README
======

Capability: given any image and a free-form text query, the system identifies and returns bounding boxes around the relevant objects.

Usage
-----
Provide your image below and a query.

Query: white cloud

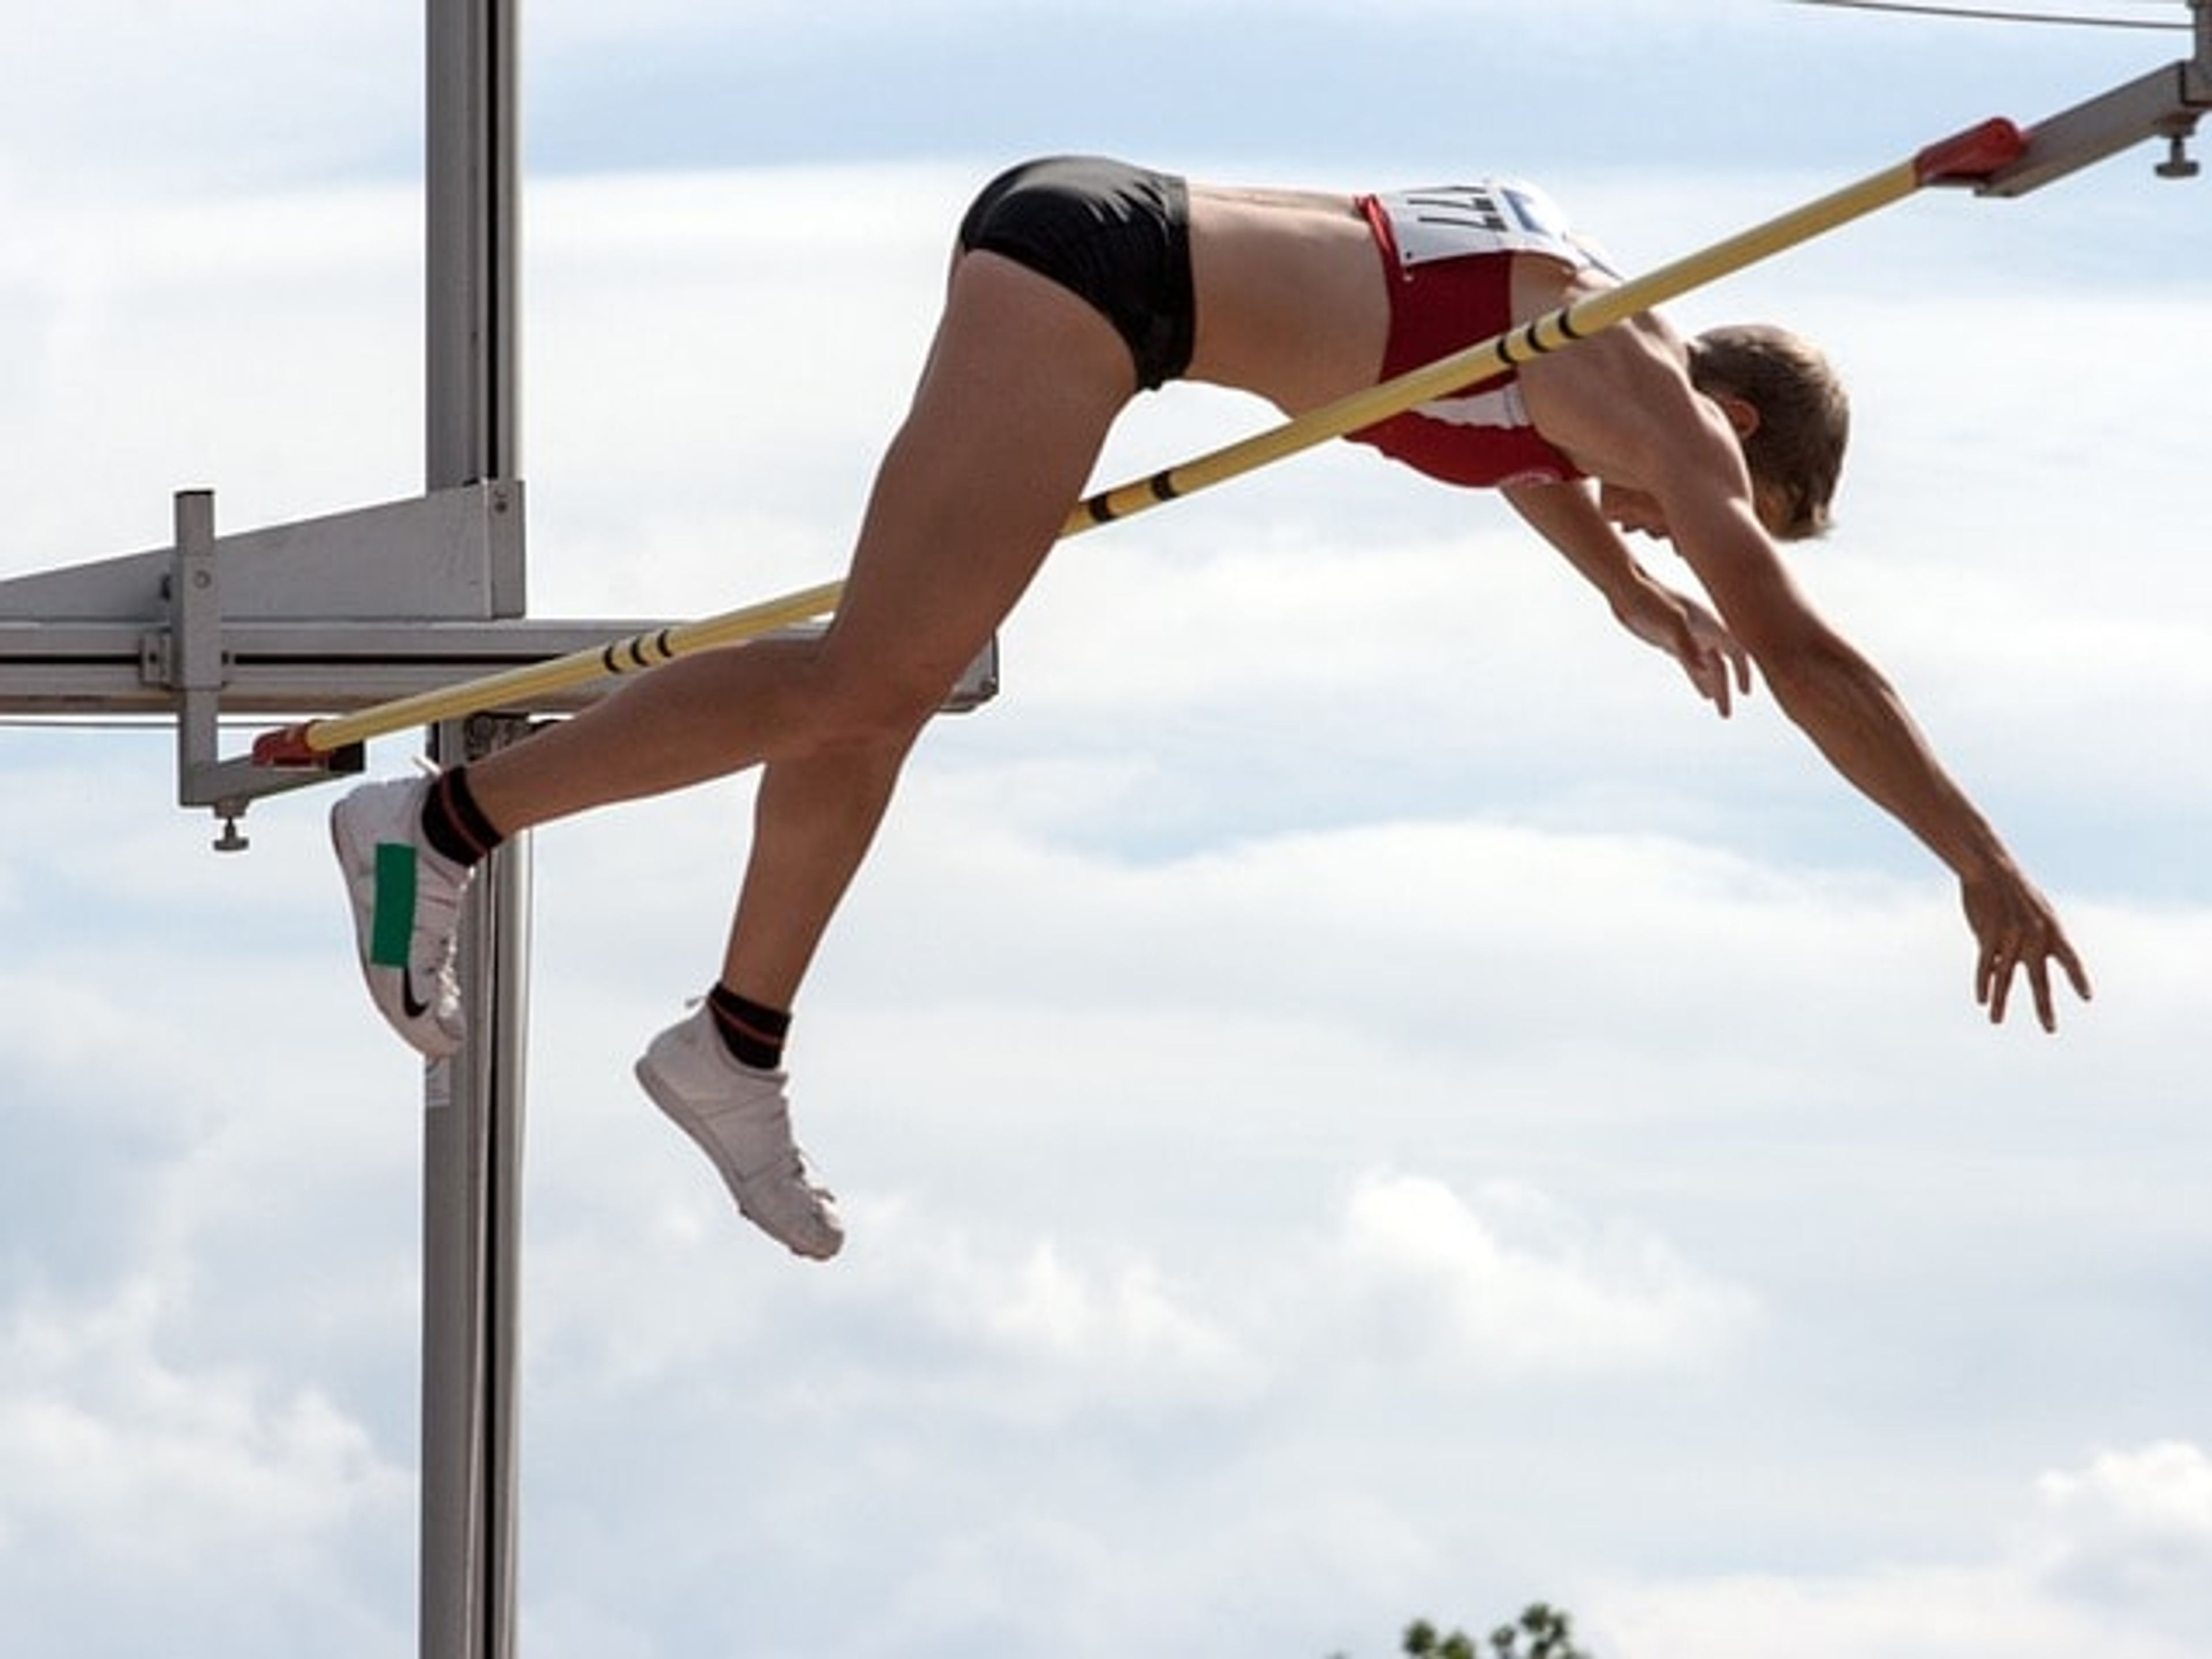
[0,1263,410,1659]
[0,1277,405,1567]
[2029,1441,2212,1622]
[1600,1566,2185,1659]
[1335,1173,1757,1377]
[1598,1442,2212,1659]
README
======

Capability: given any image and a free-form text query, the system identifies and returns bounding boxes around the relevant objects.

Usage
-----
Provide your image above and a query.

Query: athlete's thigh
[817,251,1135,695]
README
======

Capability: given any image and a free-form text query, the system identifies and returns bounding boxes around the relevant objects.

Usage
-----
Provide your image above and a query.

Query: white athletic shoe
[329,776,472,1060]
[635,1008,844,1261]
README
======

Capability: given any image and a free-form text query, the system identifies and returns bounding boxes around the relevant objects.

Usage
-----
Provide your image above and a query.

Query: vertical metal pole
[427,0,521,512]
[422,5,527,1659]
[419,714,531,1659]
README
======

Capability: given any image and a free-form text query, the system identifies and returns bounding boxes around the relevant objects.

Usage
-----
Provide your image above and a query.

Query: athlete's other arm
[1503,476,1752,718]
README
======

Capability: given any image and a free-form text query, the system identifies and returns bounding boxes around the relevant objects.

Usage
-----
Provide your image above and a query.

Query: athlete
[331,157,2092,1260]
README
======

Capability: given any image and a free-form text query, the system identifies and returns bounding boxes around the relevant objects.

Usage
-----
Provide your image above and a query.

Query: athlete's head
[1688,324,1849,542]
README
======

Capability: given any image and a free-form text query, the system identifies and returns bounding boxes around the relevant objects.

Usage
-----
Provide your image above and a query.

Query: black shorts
[957,156,1196,392]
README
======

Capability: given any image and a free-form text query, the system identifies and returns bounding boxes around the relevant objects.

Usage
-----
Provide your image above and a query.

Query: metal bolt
[2156,128,2200,181]
[211,806,251,853]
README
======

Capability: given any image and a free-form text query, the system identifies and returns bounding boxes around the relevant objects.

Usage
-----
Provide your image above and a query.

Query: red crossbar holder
[252,723,321,766]
[1915,118,2028,184]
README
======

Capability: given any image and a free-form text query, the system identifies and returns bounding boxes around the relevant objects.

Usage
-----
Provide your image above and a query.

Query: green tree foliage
[1400,1616,1476,1659]
[1384,1603,1591,1659]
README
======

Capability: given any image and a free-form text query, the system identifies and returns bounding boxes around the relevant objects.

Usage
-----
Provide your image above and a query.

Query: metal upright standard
[0,7,2200,1659]
[421,5,527,1657]
[1,7,635,1658]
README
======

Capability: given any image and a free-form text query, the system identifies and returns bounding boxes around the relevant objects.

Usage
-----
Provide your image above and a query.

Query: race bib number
[1376,180,1615,275]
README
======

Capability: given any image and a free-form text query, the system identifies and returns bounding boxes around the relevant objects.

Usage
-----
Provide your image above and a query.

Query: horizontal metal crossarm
[0,616,749,717]
[245,116,2022,767]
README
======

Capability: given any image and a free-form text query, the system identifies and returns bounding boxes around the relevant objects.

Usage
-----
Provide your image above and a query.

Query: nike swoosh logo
[402,967,430,1022]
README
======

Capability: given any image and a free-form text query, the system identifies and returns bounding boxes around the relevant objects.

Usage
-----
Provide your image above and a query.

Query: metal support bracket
[1980,50,2212,197]
[165,491,351,845]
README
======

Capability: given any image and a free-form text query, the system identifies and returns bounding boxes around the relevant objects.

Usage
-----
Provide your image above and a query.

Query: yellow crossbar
[253,118,2021,767]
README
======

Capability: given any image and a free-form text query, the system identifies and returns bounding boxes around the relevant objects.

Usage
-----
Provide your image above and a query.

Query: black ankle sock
[419,766,506,868]
[706,985,791,1071]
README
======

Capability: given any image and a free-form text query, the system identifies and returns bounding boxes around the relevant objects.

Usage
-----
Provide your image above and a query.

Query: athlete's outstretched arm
[1518,315,2091,1029]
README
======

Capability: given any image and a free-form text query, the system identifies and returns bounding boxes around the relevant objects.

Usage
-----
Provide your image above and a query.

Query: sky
[3,3,2210,1657]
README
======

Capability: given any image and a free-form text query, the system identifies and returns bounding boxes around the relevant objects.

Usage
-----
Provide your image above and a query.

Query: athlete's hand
[1618,583,1753,717]
[1960,862,2093,1032]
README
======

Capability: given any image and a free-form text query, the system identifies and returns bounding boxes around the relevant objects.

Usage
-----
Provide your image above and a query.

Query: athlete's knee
[789,648,952,753]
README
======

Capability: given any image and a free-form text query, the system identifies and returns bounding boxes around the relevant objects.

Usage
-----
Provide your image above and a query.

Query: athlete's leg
[459,250,1132,838]
[623,252,1134,1256]
[710,247,1138,1006]
[717,737,915,1009]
